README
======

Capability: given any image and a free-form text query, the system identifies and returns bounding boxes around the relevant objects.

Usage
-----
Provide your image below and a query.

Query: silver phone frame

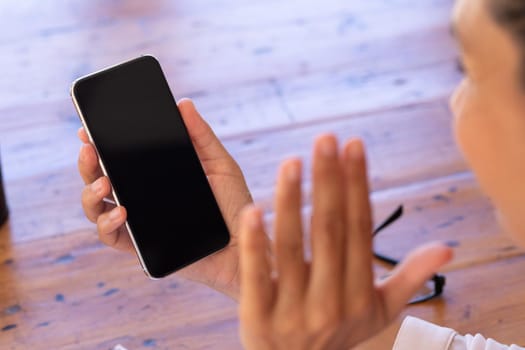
[70,55,159,280]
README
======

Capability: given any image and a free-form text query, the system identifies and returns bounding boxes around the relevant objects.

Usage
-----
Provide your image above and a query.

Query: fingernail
[109,207,121,221]
[91,178,103,195]
[247,207,262,230]
[320,137,337,157]
[286,161,301,182]
[347,139,363,160]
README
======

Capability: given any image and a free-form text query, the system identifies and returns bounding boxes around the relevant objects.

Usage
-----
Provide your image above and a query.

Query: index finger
[78,142,104,185]
[77,127,104,184]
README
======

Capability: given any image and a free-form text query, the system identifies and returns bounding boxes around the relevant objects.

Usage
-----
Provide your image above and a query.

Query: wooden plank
[229,101,466,203]
[0,0,455,114]
[280,59,461,124]
[0,1,453,46]
[359,254,525,349]
[0,0,460,170]
[0,97,463,183]
[2,101,467,244]
[0,50,461,171]
[0,225,241,350]
[369,172,525,272]
[188,42,461,136]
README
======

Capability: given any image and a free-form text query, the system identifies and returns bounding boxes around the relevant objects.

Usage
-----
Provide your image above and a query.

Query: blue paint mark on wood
[143,339,157,347]
[393,78,407,86]
[436,221,454,229]
[36,321,50,328]
[103,288,119,297]
[436,216,465,229]
[55,294,65,302]
[97,282,105,288]
[345,73,374,87]
[2,324,17,331]
[337,15,358,35]
[445,240,460,247]
[253,46,273,55]
[4,304,22,315]
[462,304,472,320]
[55,254,75,264]
[40,25,79,38]
[433,194,450,203]
[185,90,208,99]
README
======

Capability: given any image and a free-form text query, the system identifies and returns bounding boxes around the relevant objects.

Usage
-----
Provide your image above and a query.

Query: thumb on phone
[177,98,234,167]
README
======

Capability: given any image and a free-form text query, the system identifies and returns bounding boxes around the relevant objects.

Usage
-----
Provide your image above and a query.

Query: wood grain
[0,224,242,350]
[2,0,524,349]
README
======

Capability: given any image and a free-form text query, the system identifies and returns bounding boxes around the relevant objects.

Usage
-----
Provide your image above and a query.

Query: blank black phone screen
[73,56,230,278]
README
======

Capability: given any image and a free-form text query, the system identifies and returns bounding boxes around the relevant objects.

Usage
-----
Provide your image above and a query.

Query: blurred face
[451,0,525,244]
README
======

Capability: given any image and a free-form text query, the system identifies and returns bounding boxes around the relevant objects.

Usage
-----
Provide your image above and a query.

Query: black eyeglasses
[373,205,446,305]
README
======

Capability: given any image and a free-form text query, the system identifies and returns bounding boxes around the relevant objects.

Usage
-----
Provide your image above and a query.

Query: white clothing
[393,317,525,350]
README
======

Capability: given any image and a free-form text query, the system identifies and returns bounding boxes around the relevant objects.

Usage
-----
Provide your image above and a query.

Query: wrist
[176,240,243,301]
[209,251,240,301]
[209,272,240,301]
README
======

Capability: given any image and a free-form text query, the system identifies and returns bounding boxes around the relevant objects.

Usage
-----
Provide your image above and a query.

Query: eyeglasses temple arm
[373,205,404,236]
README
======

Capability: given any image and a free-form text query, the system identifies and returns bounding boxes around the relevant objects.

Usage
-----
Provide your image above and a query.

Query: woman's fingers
[77,127,89,143]
[96,206,129,248]
[342,139,375,308]
[377,242,453,320]
[273,158,306,308]
[78,142,104,185]
[308,135,345,314]
[239,205,275,325]
[81,176,112,223]
[78,127,132,253]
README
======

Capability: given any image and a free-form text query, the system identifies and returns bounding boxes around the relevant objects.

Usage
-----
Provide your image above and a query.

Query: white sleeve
[393,316,525,350]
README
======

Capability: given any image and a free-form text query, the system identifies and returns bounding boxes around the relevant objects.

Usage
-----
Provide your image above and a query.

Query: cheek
[450,79,476,157]
[450,80,525,239]
[450,80,493,188]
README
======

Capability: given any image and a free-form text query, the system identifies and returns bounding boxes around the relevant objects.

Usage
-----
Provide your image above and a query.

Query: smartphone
[71,55,230,279]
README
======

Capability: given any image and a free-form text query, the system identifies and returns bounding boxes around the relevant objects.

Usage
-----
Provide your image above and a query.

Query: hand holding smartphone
[72,56,230,279]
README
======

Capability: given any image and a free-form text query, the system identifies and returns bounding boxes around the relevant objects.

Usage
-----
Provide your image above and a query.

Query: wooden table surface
[1,0,525,349]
